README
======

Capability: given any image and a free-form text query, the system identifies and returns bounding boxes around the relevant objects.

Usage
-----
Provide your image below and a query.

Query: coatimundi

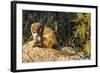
[31,23,58,48]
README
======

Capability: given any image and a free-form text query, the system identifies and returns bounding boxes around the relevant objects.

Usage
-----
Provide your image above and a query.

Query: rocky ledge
[22,41,86,63]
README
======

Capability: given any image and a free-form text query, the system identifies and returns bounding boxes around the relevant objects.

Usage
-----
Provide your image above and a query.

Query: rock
[77,52,85,59]
[22,41,69,63]
[60,47,76,55]
[22,41,85,63]
[68,54,82,60]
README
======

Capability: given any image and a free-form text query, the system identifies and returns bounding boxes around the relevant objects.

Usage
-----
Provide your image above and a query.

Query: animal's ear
[38,24,44,33]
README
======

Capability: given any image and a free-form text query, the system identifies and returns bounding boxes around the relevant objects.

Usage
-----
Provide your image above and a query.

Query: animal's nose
[32,31,36,33]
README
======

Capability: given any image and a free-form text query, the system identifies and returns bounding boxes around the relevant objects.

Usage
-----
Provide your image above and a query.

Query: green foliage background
[23,10,91,58]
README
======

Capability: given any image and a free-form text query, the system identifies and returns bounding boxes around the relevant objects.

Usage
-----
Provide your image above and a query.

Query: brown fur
[31,23,58,48]
[42,26,58,48]
[31,23,41,31]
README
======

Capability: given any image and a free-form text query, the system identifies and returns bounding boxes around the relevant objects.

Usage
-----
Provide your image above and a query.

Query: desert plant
[69,13,91,58]
[83,40,91,58]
